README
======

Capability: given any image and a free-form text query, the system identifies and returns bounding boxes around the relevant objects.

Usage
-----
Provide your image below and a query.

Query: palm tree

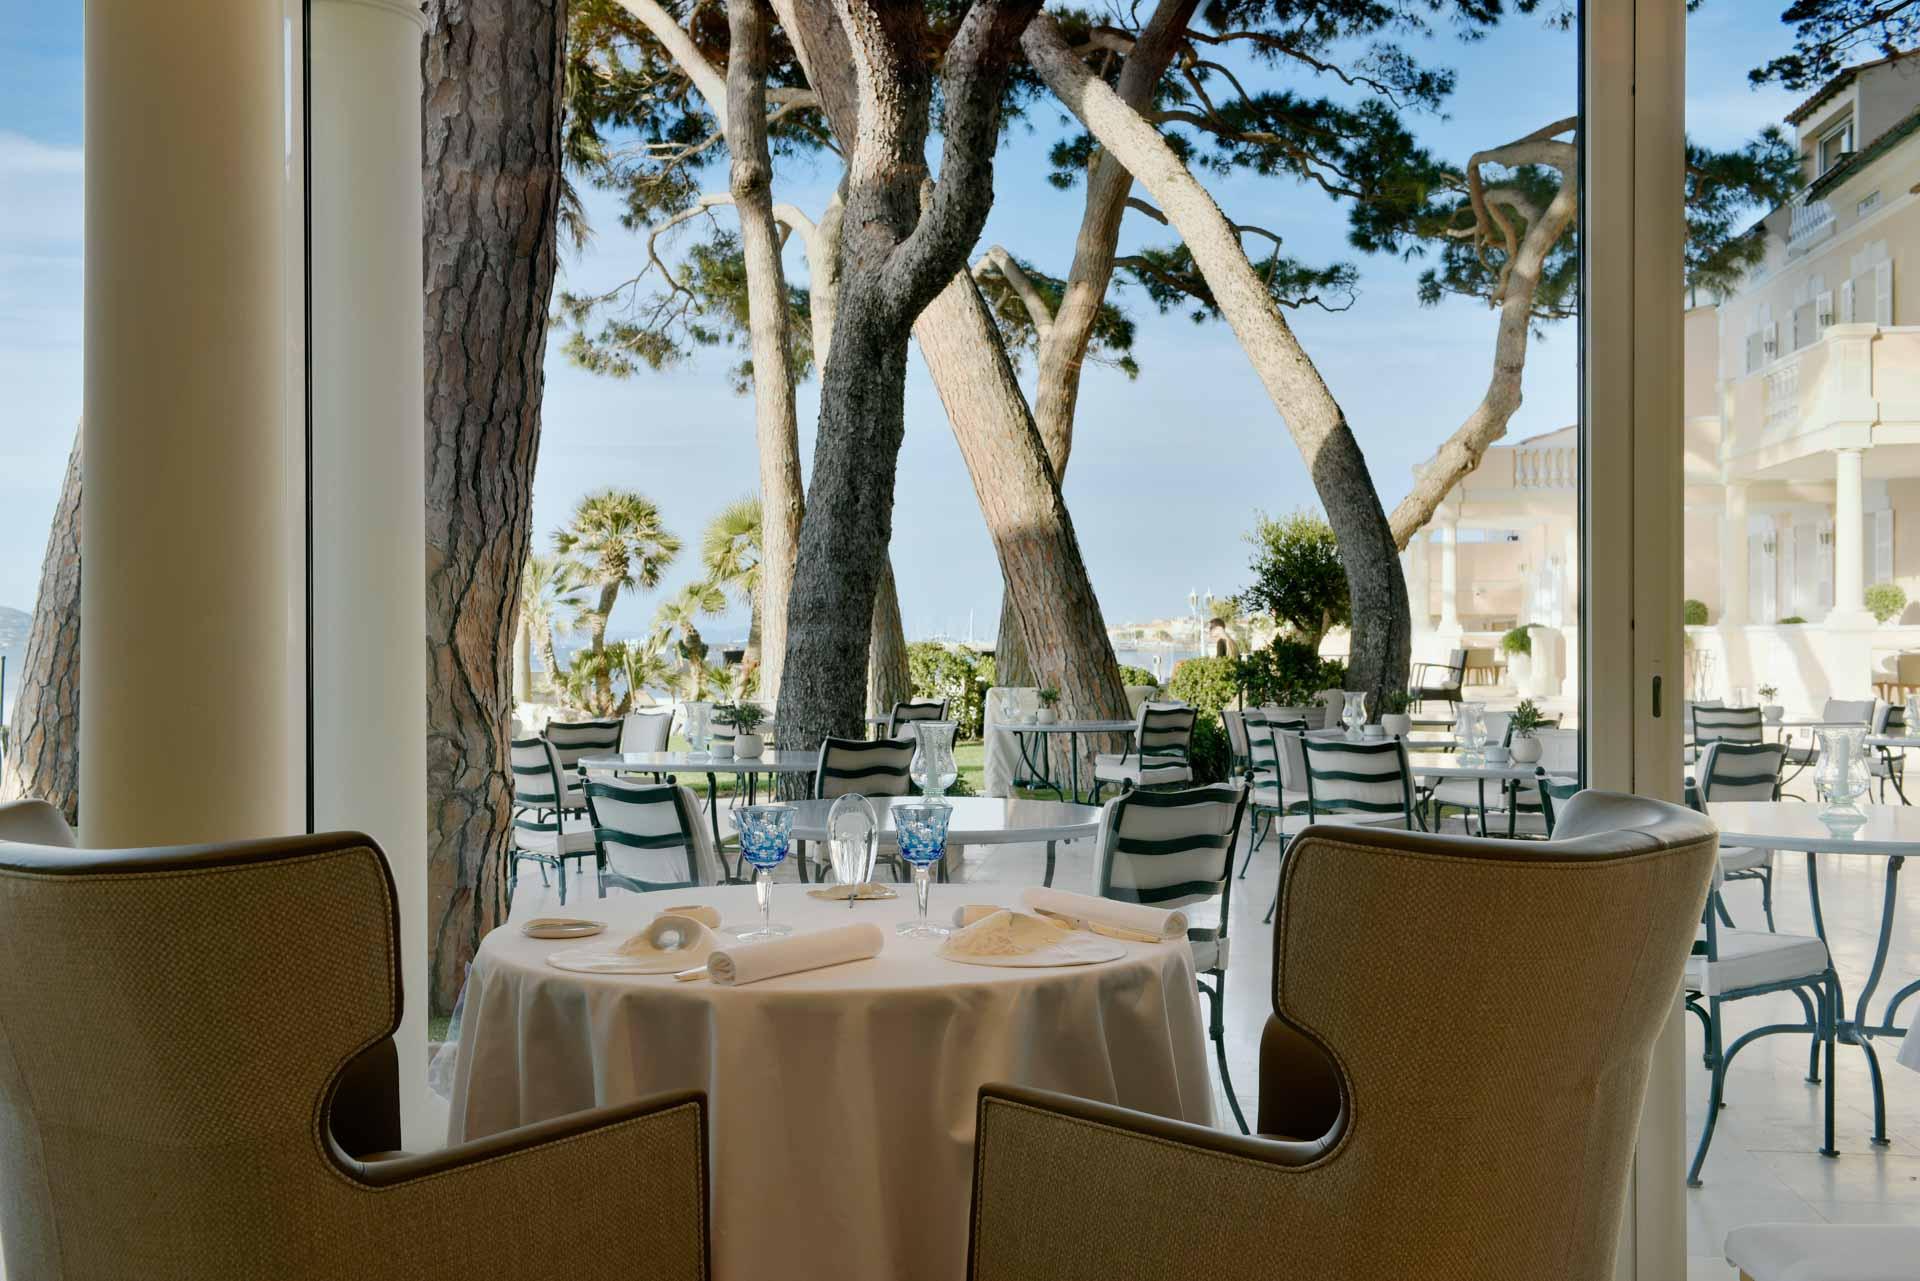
[700,496,764,663]
[519,552,579,696]
[653,579,729,700]
[611,635,675,707]
[553,489,682,654]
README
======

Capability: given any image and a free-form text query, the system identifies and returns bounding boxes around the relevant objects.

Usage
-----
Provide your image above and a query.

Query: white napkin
[942,908,1070,958]
[658,903,722,929]
[953,903,1003,928]
[1018,887,1186,942]
[610,914,718,970]
[707,923,885,986]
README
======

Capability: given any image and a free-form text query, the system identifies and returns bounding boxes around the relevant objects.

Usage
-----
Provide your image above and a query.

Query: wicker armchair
[0,830,709,1279]
[968,791,1716,1281]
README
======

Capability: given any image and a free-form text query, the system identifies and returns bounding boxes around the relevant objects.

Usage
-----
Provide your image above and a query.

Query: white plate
[938,933,1127,968]
[546,946,704,975]
[521,918,606,939]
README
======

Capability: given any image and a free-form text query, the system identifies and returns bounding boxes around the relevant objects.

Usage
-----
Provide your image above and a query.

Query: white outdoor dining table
[1006,718,1137,803]
[781,793,1100,887]
[447,883,1213,1281]
[1707,801,1918,1068]
[582,750,821,878]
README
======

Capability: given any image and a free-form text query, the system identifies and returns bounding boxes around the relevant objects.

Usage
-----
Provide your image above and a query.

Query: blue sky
[0,1,1805,651]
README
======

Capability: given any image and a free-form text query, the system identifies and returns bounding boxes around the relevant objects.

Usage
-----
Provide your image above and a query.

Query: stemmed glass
[827,793,880,901]
[909,720,959,803]
[734,805,794,940]
[893,803,952,938]
[1456,704,1487,765]
[685,700,712,756]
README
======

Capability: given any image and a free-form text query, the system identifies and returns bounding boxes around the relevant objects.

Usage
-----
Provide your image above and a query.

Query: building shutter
[1816,522,1834,610]
[1875,509,1895,584]
[1781,526,1798,616]
[1754,532,1777,622]
[1841,280,1855,322]
[1876,261,1894,325]
[1817,290,1835,334]
[1765,322,1779,361]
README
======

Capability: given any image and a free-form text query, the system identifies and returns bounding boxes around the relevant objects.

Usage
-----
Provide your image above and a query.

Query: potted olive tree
[716,701,767,759]
[1036,687,1061,725]
[1758,685,1783,724]
[1507,699,1548,764]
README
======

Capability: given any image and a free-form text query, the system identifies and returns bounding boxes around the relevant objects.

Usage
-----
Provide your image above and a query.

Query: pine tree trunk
[867,559,911,718]
[0,430,83,821]
[1025,13,1410,708]
[727,0,805,712]
[774,0,1043,757]
[422,0,567,1016]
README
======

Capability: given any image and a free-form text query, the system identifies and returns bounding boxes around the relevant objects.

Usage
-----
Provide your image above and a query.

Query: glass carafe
[910,720,959,802]
[1815,728,1869,820]
[1341,691,1369,739]
[1455,704,1488,765]
[827,793,880,892]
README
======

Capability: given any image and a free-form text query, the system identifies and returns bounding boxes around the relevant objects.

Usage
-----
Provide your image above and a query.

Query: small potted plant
[1036,687,1061,724]
[709,702,737,759]
[1507,698,1547,764]
[1758,685,1783,723]
[1380,690,1414,739]
[721,700,768,759]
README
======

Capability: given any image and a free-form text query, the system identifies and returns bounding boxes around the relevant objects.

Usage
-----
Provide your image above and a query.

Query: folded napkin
[953,903,1003,929]
[707,923,885,986]
[612,914,718,970]
[942,908,1070,958]
[1018,887,1186,943]
[659,903,722,929]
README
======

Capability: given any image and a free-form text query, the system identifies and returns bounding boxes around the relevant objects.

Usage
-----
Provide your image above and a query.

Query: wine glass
[893,803,952,938]
[827,793,880,900]
[734,805,793,940]
[909,720,959,802]
[1341,691,1369,740]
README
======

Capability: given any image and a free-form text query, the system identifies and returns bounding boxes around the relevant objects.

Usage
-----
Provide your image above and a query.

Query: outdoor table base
[1008,720,1138,805]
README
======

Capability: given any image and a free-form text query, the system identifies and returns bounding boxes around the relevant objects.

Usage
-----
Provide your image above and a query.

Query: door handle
[1652,674,1663,719]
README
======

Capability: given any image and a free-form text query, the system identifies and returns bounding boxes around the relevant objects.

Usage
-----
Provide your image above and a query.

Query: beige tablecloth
[448,883,1213,1281]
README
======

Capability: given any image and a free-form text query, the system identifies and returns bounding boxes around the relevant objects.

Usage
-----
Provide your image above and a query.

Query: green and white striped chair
[584,777,721,897]
[886,699,948,740]
[545,717,623,801]
[1263,736,1421,924]
[1091,703,1196,800]
[813,736,917,882]
[1237,712,1310,876]
[1094,784,1252,1133]
[1688,740,1787,931]
[509,736,597,904]
[1869,700,1907,803]
[1691,704,1764,749]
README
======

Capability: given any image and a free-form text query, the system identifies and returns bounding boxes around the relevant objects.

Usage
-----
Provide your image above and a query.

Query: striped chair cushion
[887,700,949,739]
[586,780,720,889]
[1691,706,1763,745]
[1302,737,1414,819]
[815,737,915,800]
[544,718,624,770]
[620,709,675,754]
[510,736,583,811]
[1695,741,1785,802]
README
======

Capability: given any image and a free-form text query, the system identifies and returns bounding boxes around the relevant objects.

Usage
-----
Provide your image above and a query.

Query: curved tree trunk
[423,0,567,1016]
[774,0,1042,757]
[1025,13,1410,708]
[727,0,805,711]
[772,0,1124,750]
[0,429,83,820]
[867,559,911,718]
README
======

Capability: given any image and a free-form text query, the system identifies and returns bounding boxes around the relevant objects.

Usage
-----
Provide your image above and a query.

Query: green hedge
[906,643,995,738]
[1683,599,1710,626]
[1867,582,1908,624]
[1233,639,1346,707]
[1167,656,1238,715]
[1116,663,1160,688]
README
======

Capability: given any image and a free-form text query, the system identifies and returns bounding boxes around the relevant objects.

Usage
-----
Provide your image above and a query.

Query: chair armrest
[969,1084,1335,1280]
[335,1090,709,1278]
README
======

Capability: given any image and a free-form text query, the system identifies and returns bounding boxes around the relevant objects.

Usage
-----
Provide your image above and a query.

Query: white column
[81,0,302,844]
[1406,532,1432,631]
[310,0,430,1146]
[1831,447,1870,625]
[1437,518,1461,633]
[1721,482,1750,626]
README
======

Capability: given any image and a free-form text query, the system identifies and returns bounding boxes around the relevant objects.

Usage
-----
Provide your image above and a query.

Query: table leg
[1506,780,1517,839]
[1044,840,1056,888]
[1016,730,1065,802]
[1069,733,1083,804]
[1805,849,1892,1144]
[707,773,732,882]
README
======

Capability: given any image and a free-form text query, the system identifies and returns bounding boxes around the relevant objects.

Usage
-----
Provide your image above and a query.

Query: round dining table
[582,749,821,877]
[1006,718,1137,803]
[447,883,1214,1281]
[1706,801,1917,1075]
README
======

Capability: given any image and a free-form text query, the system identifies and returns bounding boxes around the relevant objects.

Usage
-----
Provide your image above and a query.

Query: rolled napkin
[707,923,885,987]
[952,903,1004,929]
[1018,887,1186,943]
[660,903,722,930]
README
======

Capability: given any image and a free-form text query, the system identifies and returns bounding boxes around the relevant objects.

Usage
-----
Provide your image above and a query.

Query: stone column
[1437,517,1461,634]
[1722,481,1750,626]
[1831,447,1870,625]
[310,0,430,1145]
[81,0,302,844]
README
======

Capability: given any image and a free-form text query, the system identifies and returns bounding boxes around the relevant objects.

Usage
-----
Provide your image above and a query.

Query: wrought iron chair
[0,829,711,1279]
[1091,703,1196,801]
[1408,647,1467,714]
[1687,740,1788,930]
[813,736,917,882]
[1869,700,1908,804]
[967,792,1717,1281]
[585,777,722,895]
[509,736,597,904]
[1685,858,1843,1187]
[1238,713,1309,876]
[1094,784,1251,1132]
[1263,736,1421,923]
[545,717,624,804]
